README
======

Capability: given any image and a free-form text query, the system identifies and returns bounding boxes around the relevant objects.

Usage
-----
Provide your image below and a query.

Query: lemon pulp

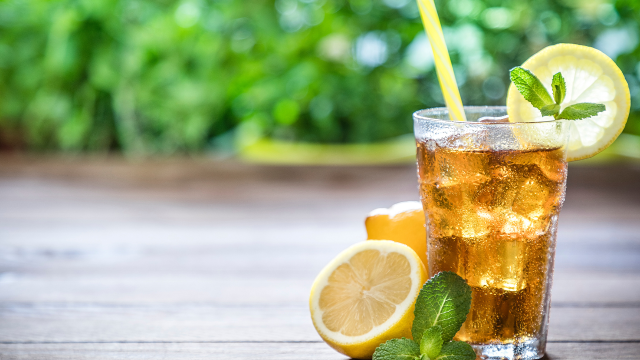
[309,241,426,359]
[320,249,412,336]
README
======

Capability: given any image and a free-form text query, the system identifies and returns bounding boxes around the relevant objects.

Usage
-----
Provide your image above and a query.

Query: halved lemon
[506,43,631,161]
[309,241,427,359]
[365,201,427,271]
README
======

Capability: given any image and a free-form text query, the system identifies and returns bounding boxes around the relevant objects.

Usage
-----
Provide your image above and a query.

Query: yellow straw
[416,0,467,121]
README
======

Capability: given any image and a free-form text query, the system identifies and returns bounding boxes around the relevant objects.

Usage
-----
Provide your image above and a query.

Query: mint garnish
[509,67,554,110]
[373,272,474,360]
[435,341,476,360]
[412,272,472,344]
[509,66,606,120]
[551,72,566,104]
[373,338,421,360]
[540,104,560,117]
[557,102,606,120]
[420,326,443,360]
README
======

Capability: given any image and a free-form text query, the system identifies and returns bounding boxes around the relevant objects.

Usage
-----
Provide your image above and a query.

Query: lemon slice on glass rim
[506,43,631,161]
[309,240,427,359]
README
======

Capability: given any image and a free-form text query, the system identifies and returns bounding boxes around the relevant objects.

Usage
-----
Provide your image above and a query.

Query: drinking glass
[414,106,570,360]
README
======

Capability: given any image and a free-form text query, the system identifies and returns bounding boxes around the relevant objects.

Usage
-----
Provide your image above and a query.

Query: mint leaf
[551,72,566,105]
[412,272,472,344]
[540,104,560,117]
[434,341,476,360]
[557,103,606,120]
[373,338,421,360]
[509,67,554,110]
[509,68,606,121]
[420,326,444,360]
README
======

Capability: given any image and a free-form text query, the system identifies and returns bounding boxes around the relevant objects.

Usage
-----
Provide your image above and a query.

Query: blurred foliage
[0,0,638,153]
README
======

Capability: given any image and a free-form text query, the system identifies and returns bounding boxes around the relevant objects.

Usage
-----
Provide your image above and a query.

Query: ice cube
[532,149,567,183]
[446,131,491,151]
[426,206,491,240]
[499,209,536,239]
[477,171,522,210]
[477,115,510,123]
[457,209,492,239]
[510,165,564,237]
[463,235,527,292]
[434,148,492,188]
[426,180,491,240]
[512,176,551,221]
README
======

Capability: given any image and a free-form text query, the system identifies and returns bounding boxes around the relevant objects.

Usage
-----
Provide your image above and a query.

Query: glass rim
[413,106,561,126]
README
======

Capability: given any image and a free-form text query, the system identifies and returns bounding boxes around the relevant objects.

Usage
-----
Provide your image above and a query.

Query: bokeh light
[0,0,638,155]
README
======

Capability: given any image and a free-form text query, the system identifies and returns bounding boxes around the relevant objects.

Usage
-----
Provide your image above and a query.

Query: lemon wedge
[309,240,427,359]
[365,201,427,271]
[506,43,631,161]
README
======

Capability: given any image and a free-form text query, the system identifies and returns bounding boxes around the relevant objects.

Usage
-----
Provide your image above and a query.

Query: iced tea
[414,107,570,358]
[417,142,566,344]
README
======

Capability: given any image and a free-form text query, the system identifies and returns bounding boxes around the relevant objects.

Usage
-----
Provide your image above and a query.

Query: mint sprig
[373,338,420,360]
[435,341,478,360]
[509,66,606,120]
[551,72,566,104]
[558,103,606,120]
[420,326,443,360]
[509,67,553,109]
[412,272,472,344]
[373,272,475,360]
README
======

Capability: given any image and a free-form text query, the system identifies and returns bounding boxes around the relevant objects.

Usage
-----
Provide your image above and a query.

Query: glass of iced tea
[414,106,570,360]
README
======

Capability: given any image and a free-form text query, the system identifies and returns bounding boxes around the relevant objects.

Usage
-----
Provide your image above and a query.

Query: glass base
[471,339,545,360]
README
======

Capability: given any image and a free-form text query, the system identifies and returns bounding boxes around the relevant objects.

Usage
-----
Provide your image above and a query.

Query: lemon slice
[309,240,427,359]
[506,43,631,161]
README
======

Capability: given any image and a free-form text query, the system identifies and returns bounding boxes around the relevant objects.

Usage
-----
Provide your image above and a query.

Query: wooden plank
[1,227,638,278]
[551,272,640,305]
[0,276,310,305]
[0,165,421,207]
[1,222,638,305]
[2,182,640,222]
[1,223,639,268]
[1,161,639,221]
[0,272,639,305]
[1,305,638,342]
[0,341,639,360]
[1,227,639,306]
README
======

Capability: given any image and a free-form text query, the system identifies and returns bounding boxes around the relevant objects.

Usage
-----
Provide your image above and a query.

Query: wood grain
[0,272,639,305]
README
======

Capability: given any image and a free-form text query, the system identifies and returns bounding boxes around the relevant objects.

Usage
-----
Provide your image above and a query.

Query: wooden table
[0,157,639,359]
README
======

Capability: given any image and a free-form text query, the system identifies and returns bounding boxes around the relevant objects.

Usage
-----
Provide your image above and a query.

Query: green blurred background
[0,0,639,156]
